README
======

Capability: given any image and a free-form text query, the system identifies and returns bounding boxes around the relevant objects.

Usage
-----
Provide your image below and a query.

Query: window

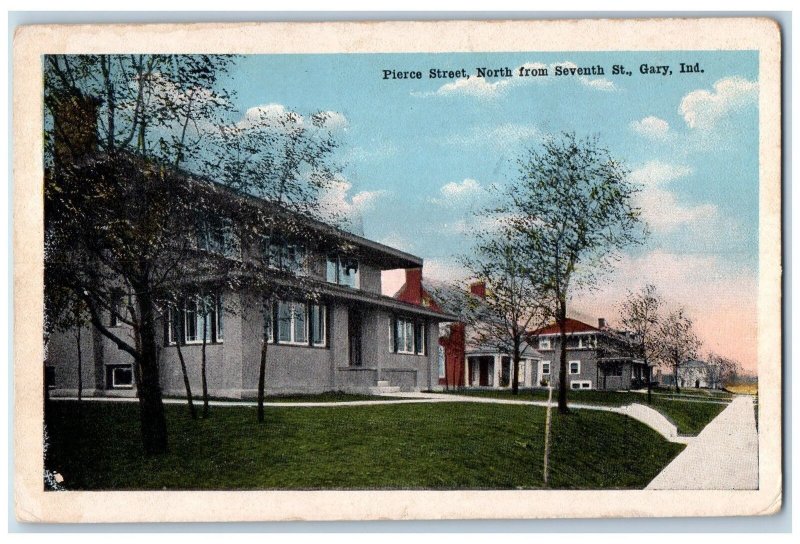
[414,321,426,355]
[393,316,426,355]
[609,363,623,377]
[110,290,129,327]
[570,380,592,390]
[310,304,326,347]
[167,295,223,345]
[196,217,239,259]
[107,365,134,389]
[569,360,581,375]
[326,255,359,288]
[539,338,551,350]
[263,305,273,342]
[45,367,55,389]
[276,301,325,346]
[541,361,551,375]
[265,236,307,274]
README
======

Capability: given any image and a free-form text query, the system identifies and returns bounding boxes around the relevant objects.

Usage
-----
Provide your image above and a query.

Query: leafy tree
[462,237,546,395]
[44,54,240,454]
[654,307,702,393]
[617,284,663,403]
[203,106,344,422]
[497,133,646,413]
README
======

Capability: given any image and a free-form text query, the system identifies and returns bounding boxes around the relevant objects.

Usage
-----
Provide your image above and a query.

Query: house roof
[259,271,459,321]
[76,151,425,271]
[529,318,601,336]
[196,176,423,270]
[466,340,541,359]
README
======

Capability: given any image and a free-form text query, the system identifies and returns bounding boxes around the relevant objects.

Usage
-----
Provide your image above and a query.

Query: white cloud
[318,177,389,222]
[421,258,471,283]
[440,178,482,199]
[630,116,670,140]
[629,160,694,186]
[629,161,718,232]
[236,103,347,132]
[679,76,758,130]
[424,76,512,98]
[429,178,485,208]
[637,186,719,233]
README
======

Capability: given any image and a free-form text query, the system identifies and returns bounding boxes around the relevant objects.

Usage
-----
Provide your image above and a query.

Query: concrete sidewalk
[646,395,759,490]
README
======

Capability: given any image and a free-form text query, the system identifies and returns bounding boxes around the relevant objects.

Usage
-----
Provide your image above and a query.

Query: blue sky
[221,51,760,366]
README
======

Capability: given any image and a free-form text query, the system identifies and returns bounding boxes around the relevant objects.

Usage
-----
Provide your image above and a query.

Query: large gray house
[45,171,457,399]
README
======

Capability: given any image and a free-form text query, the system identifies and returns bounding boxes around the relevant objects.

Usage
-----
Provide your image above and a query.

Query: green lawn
[438,388,727,436]
[45,400,684,491]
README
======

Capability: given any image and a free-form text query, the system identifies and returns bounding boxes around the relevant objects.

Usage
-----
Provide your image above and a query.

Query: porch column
[464,356,470,386]
[493,354,501,388]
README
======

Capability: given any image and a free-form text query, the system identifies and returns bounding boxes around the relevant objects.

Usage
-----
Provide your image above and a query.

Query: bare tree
[707,353,743,389]
[497,133,646,413]
[462,237,546,395]
[617,284,663,403]
[654,308,702,393]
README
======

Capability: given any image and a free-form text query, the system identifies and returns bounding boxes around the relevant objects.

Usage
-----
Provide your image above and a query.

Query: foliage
[461,236,547,394]
[492,133,646,412]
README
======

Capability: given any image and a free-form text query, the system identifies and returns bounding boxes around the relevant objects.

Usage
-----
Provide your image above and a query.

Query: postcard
[13,18,782,522]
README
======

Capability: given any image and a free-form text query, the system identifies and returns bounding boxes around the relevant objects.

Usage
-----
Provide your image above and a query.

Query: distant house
[527,318,650,391]
[656,359,718,389]
[394,270,466,388]
[394,275,541,389]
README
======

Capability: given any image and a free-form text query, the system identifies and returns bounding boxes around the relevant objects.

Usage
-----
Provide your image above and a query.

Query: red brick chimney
[469,281,486,299]
[403,268,423,305]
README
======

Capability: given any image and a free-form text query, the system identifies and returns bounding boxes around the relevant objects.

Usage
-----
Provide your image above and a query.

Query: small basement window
[570,380,592,390]
[107,365,134,389]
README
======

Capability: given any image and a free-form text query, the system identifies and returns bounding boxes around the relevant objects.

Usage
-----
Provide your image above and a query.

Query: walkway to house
[645,395,759,490]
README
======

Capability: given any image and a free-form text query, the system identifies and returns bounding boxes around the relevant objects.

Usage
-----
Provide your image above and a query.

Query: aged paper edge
[13,18,783,523]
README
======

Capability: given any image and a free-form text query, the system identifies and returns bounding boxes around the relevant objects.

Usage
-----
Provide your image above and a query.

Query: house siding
[46,289,441,397]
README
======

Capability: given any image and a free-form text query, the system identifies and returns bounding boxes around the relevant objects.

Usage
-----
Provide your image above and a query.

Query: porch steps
[369,380,401,395]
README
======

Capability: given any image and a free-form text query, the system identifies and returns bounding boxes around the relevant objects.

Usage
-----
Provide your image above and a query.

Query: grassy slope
[45,401,683,490]
[439,389,728,436]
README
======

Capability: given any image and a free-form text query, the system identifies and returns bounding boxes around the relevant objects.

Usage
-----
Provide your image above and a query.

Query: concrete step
[369,385,401,395]
[376,380,391,388]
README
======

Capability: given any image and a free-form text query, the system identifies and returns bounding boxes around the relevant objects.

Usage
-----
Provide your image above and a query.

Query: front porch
[465,354,534,389]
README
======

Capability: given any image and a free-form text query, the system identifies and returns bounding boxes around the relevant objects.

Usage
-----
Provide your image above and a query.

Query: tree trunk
[646,364,652,404]
[201,311,209,418]
[511,342,520,396]
[674,362,680,393]
[174,333,196,420]
[76,324,83,402]
[257,334,268,423]
[557,303,569,414]
[134,288,168,455]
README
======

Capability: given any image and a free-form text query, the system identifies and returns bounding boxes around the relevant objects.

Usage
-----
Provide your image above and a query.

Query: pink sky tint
[383,251,758,374]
